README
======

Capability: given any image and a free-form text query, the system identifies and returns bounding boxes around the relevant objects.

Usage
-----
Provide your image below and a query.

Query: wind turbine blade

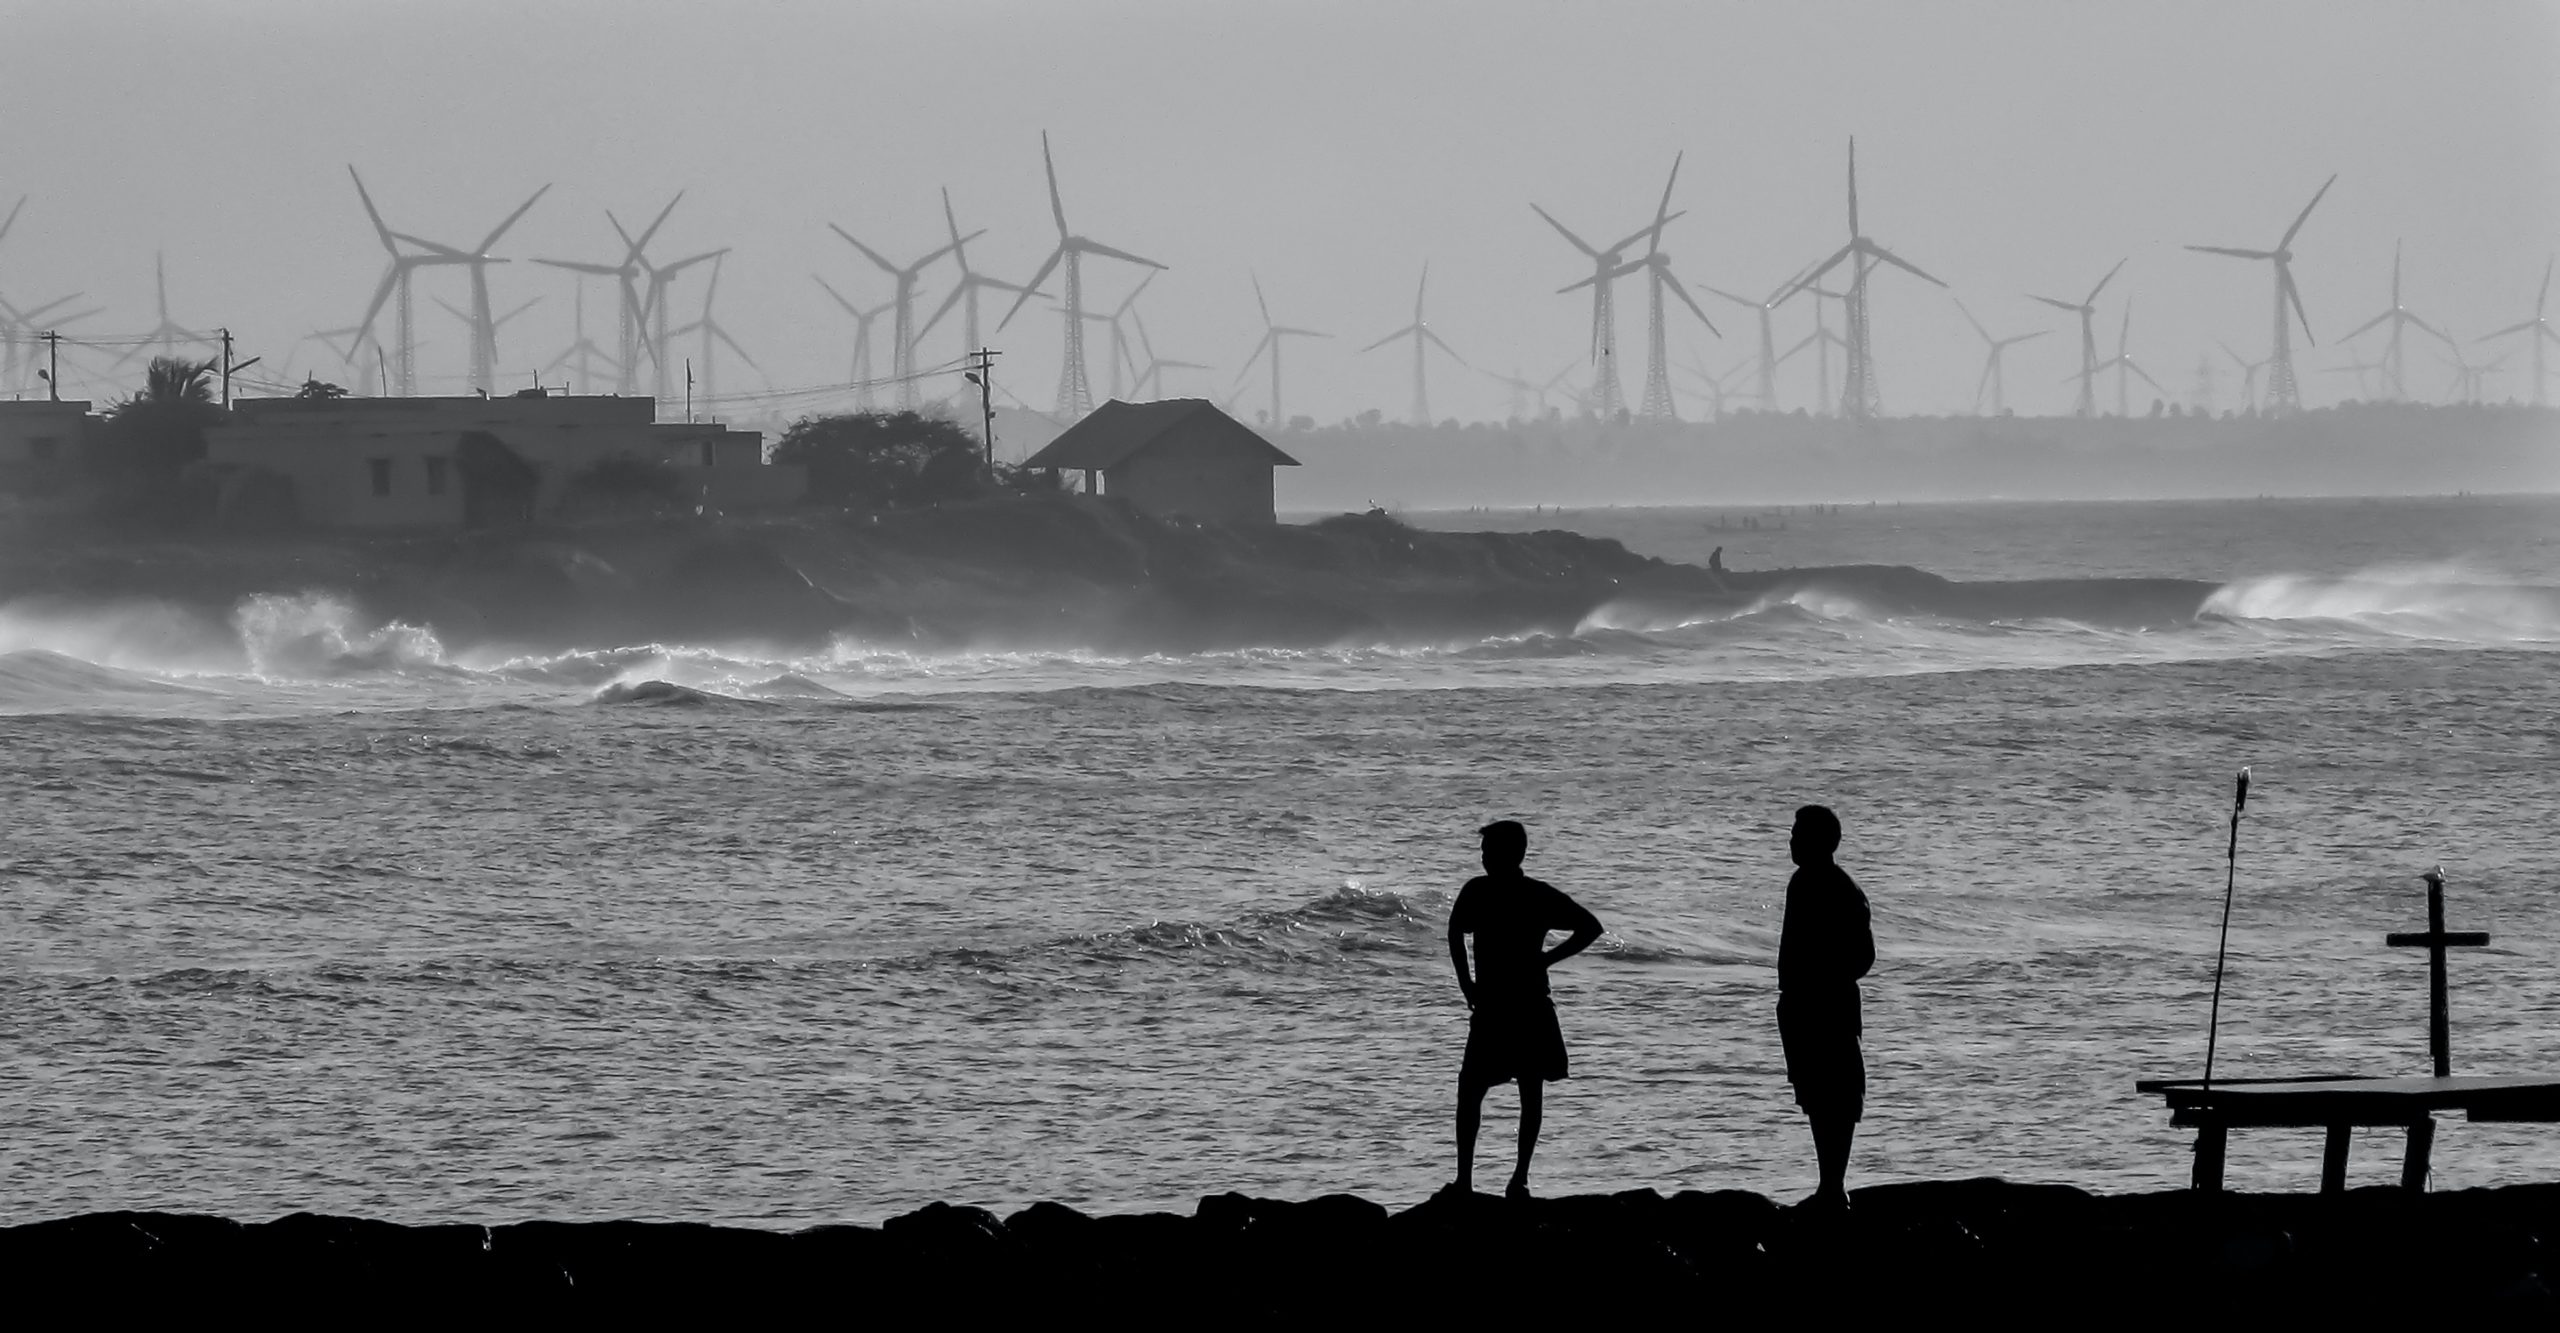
[633,193,684,255]
[2284,266,2314,344]
[1702,285,1757,310]
[2477,319,2538,341]
[2340,309,2392,341]
[2002,330,2051,347]
[1605,211,1685,256]
[0,195,22,245]
[713,325,761,373]
[431,295,471,323]
[357,267,401,344]
[1776,331,1817,365]
[2086,257,2128,305]
[1230,332,1275,389]
[2278,173,2338,250]
[1660,267,1718,334]
[1952,296,1991,341]
[1116,269,1158,318]
[1863,242,1945,288]
[1041,131,1069,236]
[997,247,1065,330]
[1414,262,1429,323]
[1360,326,1414,353]
[941,186,968,262]
[830,225,901,277]
[1845,136,1859,238]
[2539,257,2554,316]
[914,229,983,274]
[346,166,400,251]
[389,231,472,260]
[496,295,542,326]
[658,248,727,279]
[1075,239,1165,270]
[1252,274,1273,328]
[813,274,861,317]
[2131,362,2168,394]
[917,283,966,339]
[535,259,623,276]
[1423,327,1472,370]
[1786,244,1856,297]
[1529,204,1599,258]
[2188,245,2273,261]
[477,185,551,254]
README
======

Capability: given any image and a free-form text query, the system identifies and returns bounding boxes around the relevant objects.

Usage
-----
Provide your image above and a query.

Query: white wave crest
[2201,565,2560,643]
[234,593,453,678]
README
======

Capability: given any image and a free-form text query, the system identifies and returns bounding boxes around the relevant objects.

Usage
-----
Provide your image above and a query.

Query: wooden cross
[2386,867,2490,1078]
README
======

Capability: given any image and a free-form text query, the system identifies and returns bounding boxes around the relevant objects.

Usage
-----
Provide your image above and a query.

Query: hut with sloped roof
[1020,398,1298,525]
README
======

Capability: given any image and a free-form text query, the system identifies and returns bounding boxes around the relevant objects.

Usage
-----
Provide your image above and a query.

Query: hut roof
[1020,399,1299,471]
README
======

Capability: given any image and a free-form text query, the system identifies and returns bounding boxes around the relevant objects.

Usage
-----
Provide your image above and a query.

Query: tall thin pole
[220,327,233,408]
[2202,767,2251,1089]
[43,329,60,401]
[966,347,999,468]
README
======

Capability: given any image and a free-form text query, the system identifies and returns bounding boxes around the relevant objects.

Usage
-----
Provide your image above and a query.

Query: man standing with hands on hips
[1778,804,1875,1212]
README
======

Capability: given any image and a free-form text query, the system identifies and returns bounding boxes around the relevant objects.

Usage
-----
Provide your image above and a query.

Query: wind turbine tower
[1618,153,1719,420]
[2086,301,2168,417]
[1232,273,1329,428]
[918,188,1034,367]
[674,254,761,415]
[1361,263,1470,425]
[2480,257,2558,406]
[1000,132,1168,419]
[391,184,551,394]
[2340,241,2450,401]
[2219,342,2269,413]
[2029,258,2126,418]
[1790,139,1944,419]
[2187,174,2336,414]
[1705,263,1810,413]
[113,254,216,369]
[1952,297,2046,415]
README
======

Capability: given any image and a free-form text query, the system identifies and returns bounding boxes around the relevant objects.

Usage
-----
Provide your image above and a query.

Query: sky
[2,0,2556,432]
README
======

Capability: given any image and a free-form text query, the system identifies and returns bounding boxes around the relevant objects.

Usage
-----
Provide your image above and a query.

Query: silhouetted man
[1446,820,1604,1200]
[1778,803,1874,1210]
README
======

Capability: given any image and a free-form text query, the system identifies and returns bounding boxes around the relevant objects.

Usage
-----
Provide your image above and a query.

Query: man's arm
[1542,895,1604,968]
[1447,924,1476,1008]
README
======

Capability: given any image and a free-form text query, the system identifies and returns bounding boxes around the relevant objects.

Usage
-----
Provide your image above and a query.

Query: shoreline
[9,1179,2555,1316]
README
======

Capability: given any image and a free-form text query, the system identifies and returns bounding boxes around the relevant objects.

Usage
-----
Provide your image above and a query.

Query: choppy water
[4,495,2557,1226]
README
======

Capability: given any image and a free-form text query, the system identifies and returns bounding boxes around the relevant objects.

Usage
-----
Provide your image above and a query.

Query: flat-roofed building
[204,392,799,528]
[1020,398,1298,525]
[0,399,95,496]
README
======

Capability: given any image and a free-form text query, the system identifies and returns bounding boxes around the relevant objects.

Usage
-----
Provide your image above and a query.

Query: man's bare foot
[1505,1179,1533,1202]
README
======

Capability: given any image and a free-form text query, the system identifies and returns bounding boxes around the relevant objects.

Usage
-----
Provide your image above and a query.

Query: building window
[369,458,393,497]
[27,437,57,463]
[699,441,716,468]
[424,456,449,496]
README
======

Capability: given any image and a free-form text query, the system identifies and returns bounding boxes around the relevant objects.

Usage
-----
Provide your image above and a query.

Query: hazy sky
[4,1,2555,428]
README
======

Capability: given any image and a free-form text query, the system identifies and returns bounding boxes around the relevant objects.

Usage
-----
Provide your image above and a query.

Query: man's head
[1790,805,1841,866]
[1480,820,1528,874]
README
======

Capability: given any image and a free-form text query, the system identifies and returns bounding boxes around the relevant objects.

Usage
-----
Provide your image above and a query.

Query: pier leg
[2321,1125,2351,1194]
[2401,1118,2434,1192]
[2192,1122,2227,1193]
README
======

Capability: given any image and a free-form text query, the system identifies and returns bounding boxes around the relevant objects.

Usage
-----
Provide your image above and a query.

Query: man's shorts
[1778,992,1865,1122]
[1462,995,1569,1086]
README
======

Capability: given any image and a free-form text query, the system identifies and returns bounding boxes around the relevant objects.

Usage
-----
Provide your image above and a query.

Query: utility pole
[41,330,60,401]
[216,328,259,409]
[963,346,1000,469]
[685,358,695,423]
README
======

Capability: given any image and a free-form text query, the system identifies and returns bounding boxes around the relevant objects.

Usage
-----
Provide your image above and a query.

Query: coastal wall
[1270,405,2560,509]
[6,1182,2555,1318]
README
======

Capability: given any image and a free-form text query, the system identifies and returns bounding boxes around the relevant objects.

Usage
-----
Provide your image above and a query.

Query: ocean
[3,494,2556,1227]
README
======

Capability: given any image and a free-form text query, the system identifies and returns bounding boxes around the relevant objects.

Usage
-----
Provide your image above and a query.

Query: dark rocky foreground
[7,1180,2556,1321]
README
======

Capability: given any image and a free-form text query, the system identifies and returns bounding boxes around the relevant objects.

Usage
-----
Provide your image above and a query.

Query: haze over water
[3,494,2555,1225]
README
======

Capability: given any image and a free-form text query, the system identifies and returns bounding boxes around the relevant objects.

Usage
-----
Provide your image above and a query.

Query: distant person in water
[1778,804,1875,1211]
[1708,545,1725,573]
[1445,820,1604,1201]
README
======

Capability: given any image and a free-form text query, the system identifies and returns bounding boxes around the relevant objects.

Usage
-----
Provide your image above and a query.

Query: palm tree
[129,355,217,408]
[99,355,225,490]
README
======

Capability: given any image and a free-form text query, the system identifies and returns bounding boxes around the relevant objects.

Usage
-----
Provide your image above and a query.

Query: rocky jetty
[8,1180,2556,1319]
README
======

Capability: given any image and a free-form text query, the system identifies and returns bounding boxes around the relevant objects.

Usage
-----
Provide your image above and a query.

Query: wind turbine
[543,276,620,395]
[616,213,724,404]
[2322,352,2385,403]
[1951,297,2047,416]
[2480,257,2559,407]
[431,295,541,379]
[2217,342,2268,413]
[829,221,971,409]
[1128,305,1207,400]
[2338,241,2450,402]
[391,183,551,394]
[917,187,1035,366]
[2028,257,2127,418]
[1788,138,1946,418]
[1085,271,1157,401]
[1704,262,1811,413]
[0,293,96,394]
[1529,200,1678,419]
[111,254,217,369]
[1602,153,1719,420]
[535,194,682,397]
[2187,173,2336,415]
[347,167,474,396]
[999,132,1168,419]
[1361,263,1471,425]
[1231,273,1329,429]
[2438,330,2503,405]
[814,274,890,409]
[2081,300,2168,417]
[673,253,762,414]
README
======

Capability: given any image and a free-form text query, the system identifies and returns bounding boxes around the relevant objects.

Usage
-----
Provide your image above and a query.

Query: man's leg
[1509,1079,1542,1197]
[1810,1113,1855,1203]
[1454,1074,1486,1192]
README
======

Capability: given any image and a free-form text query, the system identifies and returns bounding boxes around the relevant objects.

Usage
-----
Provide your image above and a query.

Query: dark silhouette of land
[1445,820,1603,1200]
[1779,804,1876,1209]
